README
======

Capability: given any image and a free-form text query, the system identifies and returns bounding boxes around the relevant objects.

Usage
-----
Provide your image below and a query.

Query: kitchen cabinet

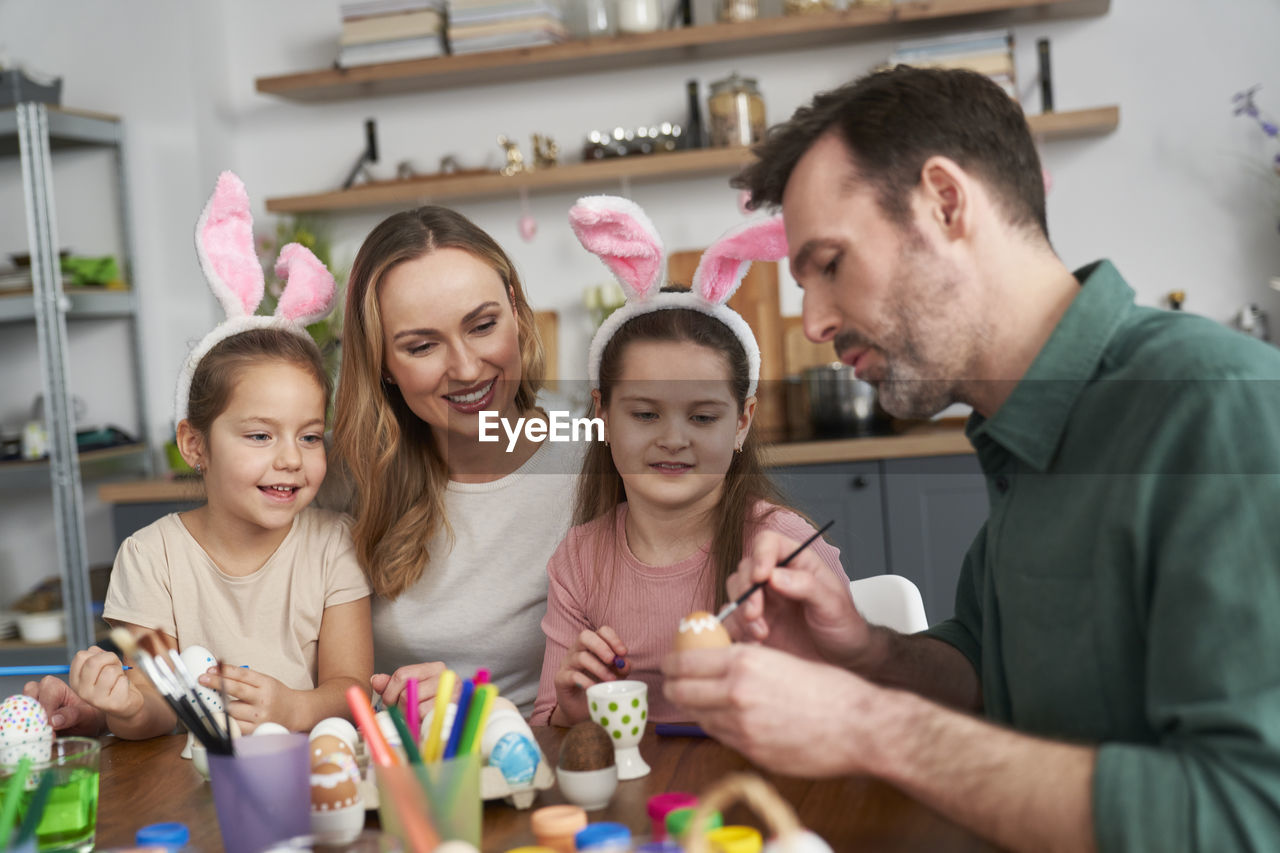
[254,0,1118,214]
[0,104,150,666]
[770,452,987,625]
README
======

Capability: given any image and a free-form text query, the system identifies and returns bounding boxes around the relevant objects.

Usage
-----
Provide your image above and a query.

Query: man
[662,66,1280,852]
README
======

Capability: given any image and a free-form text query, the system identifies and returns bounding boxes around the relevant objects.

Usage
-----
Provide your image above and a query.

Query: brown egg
[310,758,361,811]
[673,610,732,652]
[559,720,615,771]
[309,733,355,770]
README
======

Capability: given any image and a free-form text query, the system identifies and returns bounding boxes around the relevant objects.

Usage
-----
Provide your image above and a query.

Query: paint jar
[707,73,766,148]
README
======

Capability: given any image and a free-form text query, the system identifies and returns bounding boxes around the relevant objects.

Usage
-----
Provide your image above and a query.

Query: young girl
[531,197,845,726]
[32,173,372,737]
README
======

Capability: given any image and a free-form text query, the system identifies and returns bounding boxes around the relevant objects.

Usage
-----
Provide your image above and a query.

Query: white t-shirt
[104,508,370,691]
[372,438,584,717]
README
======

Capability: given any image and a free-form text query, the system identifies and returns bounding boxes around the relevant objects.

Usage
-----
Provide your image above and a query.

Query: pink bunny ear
[568,195,665,301]
[692,215,788,305]
[194,171,264,319]
[273,243,336,326]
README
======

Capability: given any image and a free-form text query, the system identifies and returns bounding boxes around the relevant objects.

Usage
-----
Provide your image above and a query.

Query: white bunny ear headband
[174,171,337,425]
[569,195,787,398]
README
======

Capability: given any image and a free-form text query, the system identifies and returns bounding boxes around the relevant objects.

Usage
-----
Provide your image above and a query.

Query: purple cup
[207,733,311,853]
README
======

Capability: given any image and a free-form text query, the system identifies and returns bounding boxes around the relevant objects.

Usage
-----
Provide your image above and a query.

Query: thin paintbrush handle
[716,519,835,622]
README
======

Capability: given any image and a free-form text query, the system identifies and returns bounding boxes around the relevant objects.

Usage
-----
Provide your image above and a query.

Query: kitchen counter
[763,419,972,467]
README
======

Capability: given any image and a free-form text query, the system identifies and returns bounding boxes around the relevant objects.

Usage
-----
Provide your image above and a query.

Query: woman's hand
[203,666,299,734]
[23,675,107,735]
[371,662,451,722]
[68,646,144,720]
[552,627,630,725]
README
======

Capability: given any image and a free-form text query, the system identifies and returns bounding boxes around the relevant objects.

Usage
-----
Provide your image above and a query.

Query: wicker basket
[683,773,803,853]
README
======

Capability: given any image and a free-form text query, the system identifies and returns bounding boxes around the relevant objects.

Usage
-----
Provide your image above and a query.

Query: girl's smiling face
[597,339,755,516]
[196,361,327,536]
[378,247,523,440]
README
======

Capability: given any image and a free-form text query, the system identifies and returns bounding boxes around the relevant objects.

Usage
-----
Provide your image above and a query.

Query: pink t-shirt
[531,501,844,725]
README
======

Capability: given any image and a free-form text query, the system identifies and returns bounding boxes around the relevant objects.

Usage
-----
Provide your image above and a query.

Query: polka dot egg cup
[585,680,649,780]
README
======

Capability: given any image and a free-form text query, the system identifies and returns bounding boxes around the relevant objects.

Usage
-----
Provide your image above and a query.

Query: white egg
[375,710,400,748]
[310,716,359,751]
[419,702,457,742]
[762,830,835,853]
[253,721,290,736]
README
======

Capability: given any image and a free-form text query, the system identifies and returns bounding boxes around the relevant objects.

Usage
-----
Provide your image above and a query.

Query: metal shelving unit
[1,103,151,665]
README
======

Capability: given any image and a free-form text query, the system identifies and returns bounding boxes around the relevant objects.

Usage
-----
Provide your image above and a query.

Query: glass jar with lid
[707,73,766,148]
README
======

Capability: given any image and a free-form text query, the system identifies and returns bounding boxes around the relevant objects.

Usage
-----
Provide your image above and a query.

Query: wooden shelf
[264,106,1117,213]
[255,0,1109,102]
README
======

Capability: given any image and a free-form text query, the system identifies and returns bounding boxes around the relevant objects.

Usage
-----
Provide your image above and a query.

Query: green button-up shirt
[925,260,1280,852]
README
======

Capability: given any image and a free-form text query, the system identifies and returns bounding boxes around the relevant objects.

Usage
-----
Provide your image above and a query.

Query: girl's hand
[371,662,450,721]
[203,665,298,734]
[68,646,144,720]
[553,627,630,725]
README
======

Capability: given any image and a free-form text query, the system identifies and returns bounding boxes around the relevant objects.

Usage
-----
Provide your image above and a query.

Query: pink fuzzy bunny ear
[194,171,264,318]
[692,215,788,305]
[273,243,336,326]
[568,195,666,302]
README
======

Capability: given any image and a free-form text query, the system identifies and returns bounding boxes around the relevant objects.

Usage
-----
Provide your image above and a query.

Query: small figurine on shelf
[498,135,528,176]
[532,134,560,170]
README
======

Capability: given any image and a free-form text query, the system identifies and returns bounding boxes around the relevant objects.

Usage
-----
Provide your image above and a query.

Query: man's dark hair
[735,65,1049,240]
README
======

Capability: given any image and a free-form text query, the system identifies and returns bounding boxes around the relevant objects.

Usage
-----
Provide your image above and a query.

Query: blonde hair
[333,207,545,599]
[574,304,783,610]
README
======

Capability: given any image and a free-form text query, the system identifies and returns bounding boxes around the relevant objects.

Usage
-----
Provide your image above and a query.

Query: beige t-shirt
[103,507,371,690]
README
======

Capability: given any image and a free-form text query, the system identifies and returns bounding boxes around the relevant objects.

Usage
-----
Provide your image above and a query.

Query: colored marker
[459,684,496,756]
[387,705,423,765]
[613,657,626,670]
[423,669,456,763]
[442,679,474,760]
[405,677,420,745]
[656,723,708,738]
[345,685,398,768]
[474,668,490,686]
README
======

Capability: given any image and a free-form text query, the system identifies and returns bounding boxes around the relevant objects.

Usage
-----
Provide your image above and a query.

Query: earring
[382,374,394,385]
[194,462,203,474]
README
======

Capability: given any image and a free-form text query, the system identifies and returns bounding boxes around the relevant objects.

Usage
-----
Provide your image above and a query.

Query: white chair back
[849,575,929,634]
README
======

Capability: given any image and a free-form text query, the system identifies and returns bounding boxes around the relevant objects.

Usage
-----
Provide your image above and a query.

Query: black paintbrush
[715,519,835,623]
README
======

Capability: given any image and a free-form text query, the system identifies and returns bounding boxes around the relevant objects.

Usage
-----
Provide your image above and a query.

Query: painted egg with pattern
[310,756,361,811]
[673,610,732,652]
[310,734,355,769]
[0,695,53,765]
[310,716,360,751]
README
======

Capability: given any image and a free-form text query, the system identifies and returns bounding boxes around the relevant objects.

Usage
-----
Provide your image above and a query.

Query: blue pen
[0,665,70,677]
[655,723,708,738]
[442,679,475,760]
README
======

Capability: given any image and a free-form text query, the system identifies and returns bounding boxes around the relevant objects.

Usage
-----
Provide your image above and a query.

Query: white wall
[1,0,1279,607]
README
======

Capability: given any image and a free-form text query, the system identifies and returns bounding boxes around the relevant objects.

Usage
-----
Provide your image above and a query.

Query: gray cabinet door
[881,454,988,625]
[768,461,887,580]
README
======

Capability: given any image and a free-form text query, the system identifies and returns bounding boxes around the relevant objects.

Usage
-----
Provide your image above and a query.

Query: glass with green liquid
[1,737,100,853]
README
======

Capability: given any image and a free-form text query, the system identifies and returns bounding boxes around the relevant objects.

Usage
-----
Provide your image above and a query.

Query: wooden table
[97,728,995,852]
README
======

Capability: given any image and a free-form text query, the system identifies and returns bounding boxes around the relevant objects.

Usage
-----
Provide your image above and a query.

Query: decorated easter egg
[0,695,53,764]
[310,734,355,769]
[179,644,226,713]
[310,716,359,751]
[252,721,289,737]
[310,757,361,811]
[559,720,614,772]
[490,731,541,786]
[673,611,732,652]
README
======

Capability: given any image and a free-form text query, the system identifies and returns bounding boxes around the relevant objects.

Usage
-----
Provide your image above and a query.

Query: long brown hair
[574,302,784,609]
[333,207,545,599]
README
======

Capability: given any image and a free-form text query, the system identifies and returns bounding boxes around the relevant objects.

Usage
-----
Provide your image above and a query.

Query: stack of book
[887,29,1017,100]
[447,0,567,55]
[338,0,446,67]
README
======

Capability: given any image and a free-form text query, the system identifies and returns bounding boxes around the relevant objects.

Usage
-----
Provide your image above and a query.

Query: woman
[334,207,582,718]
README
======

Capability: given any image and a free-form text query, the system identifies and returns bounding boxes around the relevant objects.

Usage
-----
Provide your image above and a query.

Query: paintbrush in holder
[110,628,233,755]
